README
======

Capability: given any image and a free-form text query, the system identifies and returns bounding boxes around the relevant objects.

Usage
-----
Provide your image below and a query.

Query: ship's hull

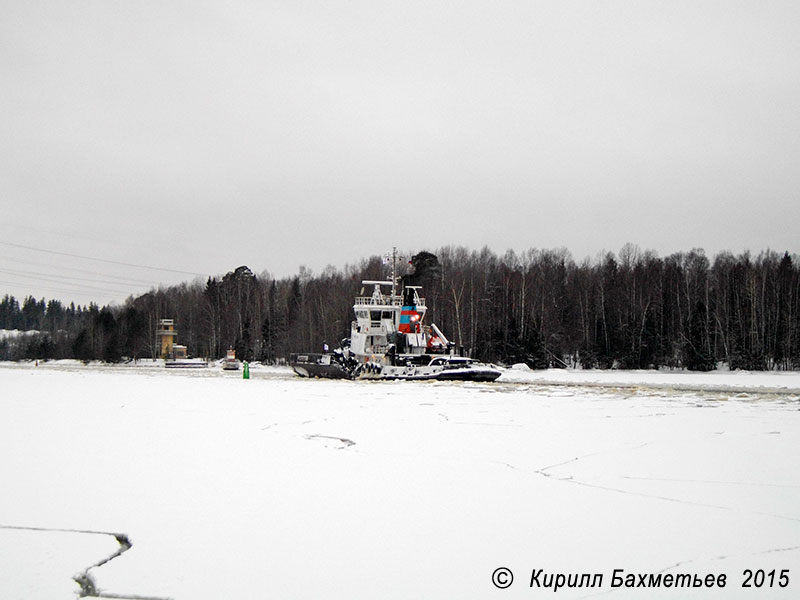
[361,364,501,382]
[290,353,501,382]
[291,363,350,379]
[420,367,501,382]
[290,353,350,379]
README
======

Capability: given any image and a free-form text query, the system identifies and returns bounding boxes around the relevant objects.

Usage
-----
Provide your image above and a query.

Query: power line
[1,256,162,285]
[0,279,131,299]
[0,223,150,253]
[0,272,137,295]
[0,241,207,277]
[0,267,147,289]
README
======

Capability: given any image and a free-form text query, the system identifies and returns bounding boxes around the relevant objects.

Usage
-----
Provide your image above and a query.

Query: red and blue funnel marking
[399,288,421,333]
[399,306,421,333]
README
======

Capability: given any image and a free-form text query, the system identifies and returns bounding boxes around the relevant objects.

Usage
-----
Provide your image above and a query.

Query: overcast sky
[2,1,799,307]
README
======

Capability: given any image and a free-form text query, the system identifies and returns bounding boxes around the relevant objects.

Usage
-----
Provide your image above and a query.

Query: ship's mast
[392,246,397,299]
[387,246,401,300]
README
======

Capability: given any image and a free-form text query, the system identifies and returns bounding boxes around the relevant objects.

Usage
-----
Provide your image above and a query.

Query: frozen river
[1,362,799,599]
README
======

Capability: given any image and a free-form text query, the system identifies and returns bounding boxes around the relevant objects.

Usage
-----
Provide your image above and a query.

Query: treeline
[2,245,800,370]
[1,295,92,360]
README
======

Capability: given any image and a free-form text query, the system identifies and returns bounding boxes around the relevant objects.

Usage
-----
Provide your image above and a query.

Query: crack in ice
[306,434,356,449]
[0,524,171,599]
[530,452,800,523]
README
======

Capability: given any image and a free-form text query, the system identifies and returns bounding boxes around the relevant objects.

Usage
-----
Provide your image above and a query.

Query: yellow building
[157,319,177,359]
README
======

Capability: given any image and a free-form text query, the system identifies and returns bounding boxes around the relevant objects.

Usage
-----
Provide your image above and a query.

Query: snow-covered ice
[1,362,798,599]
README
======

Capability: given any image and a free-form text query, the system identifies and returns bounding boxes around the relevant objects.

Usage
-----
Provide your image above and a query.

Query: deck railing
[353,296,425,307]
